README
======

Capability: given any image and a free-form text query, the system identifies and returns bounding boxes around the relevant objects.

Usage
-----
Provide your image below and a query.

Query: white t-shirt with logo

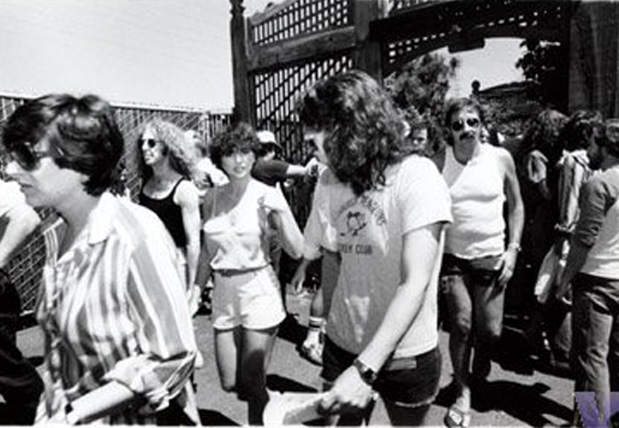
[324,155,452,358]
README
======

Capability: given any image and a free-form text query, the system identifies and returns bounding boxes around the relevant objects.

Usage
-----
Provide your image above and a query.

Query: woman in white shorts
[197,123,303,425]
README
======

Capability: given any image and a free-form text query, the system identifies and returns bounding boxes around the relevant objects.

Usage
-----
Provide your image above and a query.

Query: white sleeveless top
[443,144,506,258]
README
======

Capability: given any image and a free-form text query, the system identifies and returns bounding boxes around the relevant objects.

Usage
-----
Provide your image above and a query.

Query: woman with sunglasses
[137,119,201,311]
[438,98,524,428]
[2,94,198,424]
[297,70,452,425]
[196,122,303,425]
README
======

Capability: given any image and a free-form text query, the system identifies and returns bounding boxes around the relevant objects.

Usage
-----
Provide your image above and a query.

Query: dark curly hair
[2,93,124,196]
[519,108,568,166]
[297,70,408,196]
[560,109,603,152]
[209,122,261,171]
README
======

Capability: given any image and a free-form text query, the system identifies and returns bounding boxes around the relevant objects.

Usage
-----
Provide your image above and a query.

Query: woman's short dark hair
[297,70,408,196]
[209,122,261,171]
[2,93,124,196]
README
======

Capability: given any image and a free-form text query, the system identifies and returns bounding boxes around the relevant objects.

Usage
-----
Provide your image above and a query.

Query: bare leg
[443,275,473,412]
[472,283,505,380]
[238,326,279,425]
[214,328,242,392]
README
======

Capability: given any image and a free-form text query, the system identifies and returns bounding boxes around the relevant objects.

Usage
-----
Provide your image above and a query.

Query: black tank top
[139,178,187,248]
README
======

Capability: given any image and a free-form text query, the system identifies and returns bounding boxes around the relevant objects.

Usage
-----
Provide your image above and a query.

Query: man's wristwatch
[352,358,377,386]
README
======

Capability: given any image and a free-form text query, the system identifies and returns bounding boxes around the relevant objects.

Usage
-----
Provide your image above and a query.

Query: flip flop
[444,404,471,428]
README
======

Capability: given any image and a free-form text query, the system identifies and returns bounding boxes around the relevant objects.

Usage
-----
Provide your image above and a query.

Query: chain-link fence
[0,93,231,315]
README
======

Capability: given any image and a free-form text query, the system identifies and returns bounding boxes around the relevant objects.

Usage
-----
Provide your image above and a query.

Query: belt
[214,265,267,277]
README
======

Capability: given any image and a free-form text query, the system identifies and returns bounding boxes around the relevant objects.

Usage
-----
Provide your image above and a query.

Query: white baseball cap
[256,130,282,148]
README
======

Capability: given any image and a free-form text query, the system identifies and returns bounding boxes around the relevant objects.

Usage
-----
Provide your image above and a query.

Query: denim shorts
[440,253,502,288]
[321,337,441,408]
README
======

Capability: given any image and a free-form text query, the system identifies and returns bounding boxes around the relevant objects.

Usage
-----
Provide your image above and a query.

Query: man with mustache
[437,98,524,428]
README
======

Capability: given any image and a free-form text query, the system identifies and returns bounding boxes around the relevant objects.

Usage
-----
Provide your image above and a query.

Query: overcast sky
[0,0,523,111]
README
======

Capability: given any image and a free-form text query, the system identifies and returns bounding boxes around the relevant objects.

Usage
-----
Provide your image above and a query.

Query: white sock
[306,317,325,344]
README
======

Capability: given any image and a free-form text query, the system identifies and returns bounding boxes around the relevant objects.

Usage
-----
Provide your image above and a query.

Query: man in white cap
[252,129,320,187]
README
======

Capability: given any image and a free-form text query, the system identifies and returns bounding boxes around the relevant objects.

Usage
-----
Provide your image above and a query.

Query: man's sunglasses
[8,142,61,171]
[140,138,158,149]
[451,117,481,132]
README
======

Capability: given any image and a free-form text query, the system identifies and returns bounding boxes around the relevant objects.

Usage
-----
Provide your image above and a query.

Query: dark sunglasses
[8,142,61,171]
[140,138,158,149]
[451,117,481,132]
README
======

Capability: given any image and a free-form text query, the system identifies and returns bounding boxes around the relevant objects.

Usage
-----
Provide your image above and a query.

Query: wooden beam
[230,0,254,124]
[371,0,570,44]
[247,26,356,72]
[353,0,383,80]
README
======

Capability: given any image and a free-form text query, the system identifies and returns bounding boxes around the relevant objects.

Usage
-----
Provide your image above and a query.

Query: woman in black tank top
[137,119,201,295]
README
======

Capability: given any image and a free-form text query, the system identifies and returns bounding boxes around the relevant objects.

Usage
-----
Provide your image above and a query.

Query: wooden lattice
[390,0,438,14]
[250,0,351,46]
[253,54,353,226]
[380,0,572,75]
[0,94,231,315]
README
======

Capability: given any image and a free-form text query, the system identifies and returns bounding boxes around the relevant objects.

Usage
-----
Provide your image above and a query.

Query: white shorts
[212,266,286,330]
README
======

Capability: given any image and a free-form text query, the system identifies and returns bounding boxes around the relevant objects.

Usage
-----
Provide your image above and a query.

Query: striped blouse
[36,193,198,425]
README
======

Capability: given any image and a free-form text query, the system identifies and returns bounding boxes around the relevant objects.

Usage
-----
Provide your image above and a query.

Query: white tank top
[443,144,506,258]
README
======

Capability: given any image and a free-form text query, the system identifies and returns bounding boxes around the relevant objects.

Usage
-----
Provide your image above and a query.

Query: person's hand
[258,190,287,214]
[188,284,202,315]
[497,248,518,289]
[318,366,376,416]
[290,266,307,295]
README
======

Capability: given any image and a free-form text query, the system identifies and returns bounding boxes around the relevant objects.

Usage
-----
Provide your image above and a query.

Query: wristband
[507,242,521,253]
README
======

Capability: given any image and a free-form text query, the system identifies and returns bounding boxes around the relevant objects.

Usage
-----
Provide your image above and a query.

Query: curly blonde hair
[137,118,197,181]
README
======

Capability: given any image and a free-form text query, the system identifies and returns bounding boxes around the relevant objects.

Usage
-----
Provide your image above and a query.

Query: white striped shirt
[37,193,198,424]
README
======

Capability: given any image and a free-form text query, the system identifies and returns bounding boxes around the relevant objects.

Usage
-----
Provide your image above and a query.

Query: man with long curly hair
[297,70,452,425]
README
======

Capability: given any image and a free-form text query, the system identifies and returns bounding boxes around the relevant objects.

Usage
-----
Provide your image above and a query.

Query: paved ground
[17,291,574,426]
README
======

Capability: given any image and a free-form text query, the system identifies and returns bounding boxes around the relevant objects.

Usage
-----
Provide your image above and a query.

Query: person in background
[532,110,602,371]
[289,164,343,366]
[252,129,319,188]
[186,129,228,194]
[556,118,619,427]
[515,109,568,361]
[0,177,44,424]
[109,159,132,199]
[403,109,443,158]
[252,129,321,308]
[138,119,201,311]
[2,93,198,424]
[197,122,303,425]
[185,129,228,315]
[437,97,524,428]
[298,70,452,425]
[518,109,568,289]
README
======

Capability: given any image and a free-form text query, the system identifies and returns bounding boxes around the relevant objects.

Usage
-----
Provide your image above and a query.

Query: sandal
[444,404,471,428]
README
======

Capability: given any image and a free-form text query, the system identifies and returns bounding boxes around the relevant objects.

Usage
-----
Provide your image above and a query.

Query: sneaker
[300,341,323,366]
[300,331,324,366]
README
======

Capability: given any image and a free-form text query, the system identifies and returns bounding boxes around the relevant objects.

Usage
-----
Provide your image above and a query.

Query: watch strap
[352,358,377,386]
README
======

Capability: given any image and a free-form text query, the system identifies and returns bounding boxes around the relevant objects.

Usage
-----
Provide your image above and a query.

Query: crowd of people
[0,69,618,427]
